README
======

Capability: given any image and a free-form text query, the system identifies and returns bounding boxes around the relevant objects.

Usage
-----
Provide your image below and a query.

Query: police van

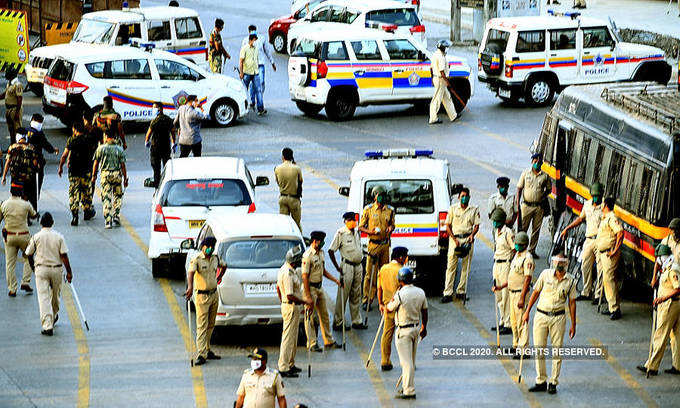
[478,12,671,106]
[289,28,473,120]
[42,45,247,127]
[338,149,457,290]
[26,6,208,95]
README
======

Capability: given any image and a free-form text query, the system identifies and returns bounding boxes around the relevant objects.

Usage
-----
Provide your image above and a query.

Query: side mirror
[418,50,426,61]
[180,238,195,250]
[338,186,350,197]
[143,177,156,188]
[451,183,464,195]
[255,176,270,186]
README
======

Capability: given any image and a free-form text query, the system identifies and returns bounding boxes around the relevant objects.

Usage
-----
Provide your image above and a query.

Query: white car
[42,45,248,127]
[147,157,270,277]
[287,0,425,54]
[181,213,304,326]
[26,5,209,95]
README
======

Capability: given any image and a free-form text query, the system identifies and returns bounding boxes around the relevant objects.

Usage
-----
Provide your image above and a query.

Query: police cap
[248,347,268,361]
[514,231,529,245]
[491,208,507,223]
[398,267,414,284]
[310,231,326,241]
[590,182,604,197]
[669,218,680,230]
[496,176,510,187]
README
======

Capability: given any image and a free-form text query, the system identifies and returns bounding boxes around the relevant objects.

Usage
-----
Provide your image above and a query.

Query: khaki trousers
[520,203,544,253]
[533,312,566,385]
[574,0,586,6]
[278,302,300,372]
[429,77,456,123]
[381,312,396,366]
[363,243,389,303]
[581,238,600,297]
[395,326,419,396]
[279,196,301,232]
[443,242,474,296]
[334,262,363,326]
[509,290,529,349]
[600,251,620,313]
[194,291,218,359]
[36,266,62,330]
[304,286,334,348]
[645,299,680,371]
[6,107,22,144]
[5,234,32,292]
[493,261,511,327]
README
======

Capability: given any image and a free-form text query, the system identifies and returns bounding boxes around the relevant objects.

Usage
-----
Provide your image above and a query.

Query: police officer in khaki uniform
[523,253,577,394]
[442,187,480,303]
[377,246,408,371]
[596,197,624,320]
[274,148,303,232]
[277,244,309,377]
[236,348,287,408]
[184,237,225,365]
[516,153,552,258]
[1,183,37,296]
[637,245,680,376]
[660,218,680,262]
[560,182,604,301]
[386,267,428,399]
[329,212,366,331]
[302,231,342,352]
[359,186,395,307]
[488,177,518,228]
[428,39,457,125]
[1,67,23,144]
[504,232,534,357]
[490,208,514,334]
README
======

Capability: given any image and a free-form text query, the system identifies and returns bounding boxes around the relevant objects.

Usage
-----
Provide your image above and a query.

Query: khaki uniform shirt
[487,192,517,223]
[274,160,302,196]
[236,367,285,408]
[661,234,680,260]
[446,203,480,236]
[25,228,68,266]
[240,43,259,75]
[534,269,577,313]
[430,49,447,78]
[517,168,551,203]
[387,284,428,326]
[277,262,302,302]
[508,251,535,291]
[5,78,22,106]
[494,226,515,261]
[595,212,622,252]
[329,226,362,264]
[0,196,35,232]
[579,200,603,238]
[301,247,324,284]
[360,203,395,243]
[658,263,680,299]
[378,261,401,306]
[188,252,222,291]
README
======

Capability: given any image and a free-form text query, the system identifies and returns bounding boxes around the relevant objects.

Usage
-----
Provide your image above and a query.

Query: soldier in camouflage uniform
[208,19,230,73]
[58,117,99,226]
[91,133,128,229]
[2,131,39,205]
[93,96,127,150]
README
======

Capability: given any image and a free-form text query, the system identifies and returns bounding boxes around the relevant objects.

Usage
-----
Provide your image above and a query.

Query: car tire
[272,32,287,54]
[151,258,165,278]
[210,98,238,127]
[295,101,323,116]
[524,76,555,106]
[325,90,356,121]
[29,82,44,96]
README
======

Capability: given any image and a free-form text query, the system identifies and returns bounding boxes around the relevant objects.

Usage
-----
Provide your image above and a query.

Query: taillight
[438,211,448,239]
[382,24,398,32]
[504,63,513,78]
[411,0,420,5]
[410,25,425,33]
[355,213,360,223]
[153,204,168,232]
[66,80,88,94]
[248,202,256,213]
[317,60,328,79]
[478,58,482,71]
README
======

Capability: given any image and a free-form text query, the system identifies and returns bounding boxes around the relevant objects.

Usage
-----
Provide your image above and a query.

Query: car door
[579,26,617,82]
[153,58,206,118]
[320,40,353,89]
[384,38,428,98]
[548,28,578,84]
[348,39,391,102]
[147,20,173,50]
[172,16,208,64]
[104,57,160,121]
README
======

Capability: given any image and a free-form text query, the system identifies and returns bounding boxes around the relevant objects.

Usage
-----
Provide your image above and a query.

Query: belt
[453,233,470,239]
[672,296,680,301]
[280,194,299,199]
[398,323,417,329]
[5,104,17,109]
[281,300,297,305]
[6,231,29,235]
[37,264,62,268]
[343,259,362,266]
[509,289,522,293]
[494,259,509,263]
[599,249,612,253]
[523,200,541,207]
[369,239,389,245]
[586,235,597,239]
[197,288,216,295]
[309,281,322,289]
[537,308,565,317]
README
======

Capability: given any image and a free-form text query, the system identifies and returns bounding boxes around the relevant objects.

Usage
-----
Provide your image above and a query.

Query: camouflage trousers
[100,170,123,223]
[209,54,223,73]
[69,173,94,214]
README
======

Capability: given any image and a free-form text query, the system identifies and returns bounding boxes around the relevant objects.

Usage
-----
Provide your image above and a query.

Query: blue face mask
[532,162,541,171]
[376,194,385,204]
[592,196,602,205]
[204,247,214,256]
[499,187,508,195]
[460,196,470,205]
[515,244,525,252]
[493,221,503,229]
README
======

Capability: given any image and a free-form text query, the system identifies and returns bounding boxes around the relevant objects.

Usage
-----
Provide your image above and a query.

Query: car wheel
[272,32,287,54]
[151,258,165,278]
[525,76,554,106]
[210,98,238,127]
[295,101,323,116]
[325,91,356,121]
[29,82,43,96]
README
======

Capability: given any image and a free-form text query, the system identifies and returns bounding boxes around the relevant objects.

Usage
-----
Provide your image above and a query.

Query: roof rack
[600,82,680,134]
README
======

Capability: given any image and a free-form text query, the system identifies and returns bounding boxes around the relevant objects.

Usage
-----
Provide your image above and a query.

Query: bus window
[589,143,606,185]
[539,111,557,163]
[668,168,680,221]
[621,161,639,210]
[638,168,659,220]
[570,131,583,177]
[607,151,625,199]
[577,137,591,182]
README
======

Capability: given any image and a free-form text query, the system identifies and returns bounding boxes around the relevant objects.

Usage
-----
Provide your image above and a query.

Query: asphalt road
[0,1,678,407]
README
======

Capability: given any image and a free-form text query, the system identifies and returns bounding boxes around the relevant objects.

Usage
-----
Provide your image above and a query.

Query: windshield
[220,239,301,269]
[366,8,420,27]
[364,179,435,214]
[161,179,252,207]
[72,19,116,44]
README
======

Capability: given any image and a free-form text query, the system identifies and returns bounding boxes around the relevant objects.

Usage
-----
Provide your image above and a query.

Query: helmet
[514,232,529,245]
[669,218,680,230]
[372,185,386,198]
[491,208,507,223]
[286,244,304,265]
[655,244,672,257]
[398,267,414,284]
[437,39,452,49]
[590,182,604,197]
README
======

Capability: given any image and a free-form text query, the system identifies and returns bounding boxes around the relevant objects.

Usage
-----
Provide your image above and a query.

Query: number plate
[406,259,417,270]
[188,219,205,229]
[47,86,66,104]
[498,88,511,98]
[244,283,276,295]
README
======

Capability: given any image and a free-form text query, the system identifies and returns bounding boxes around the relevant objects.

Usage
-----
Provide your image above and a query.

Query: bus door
[553,120,574,215]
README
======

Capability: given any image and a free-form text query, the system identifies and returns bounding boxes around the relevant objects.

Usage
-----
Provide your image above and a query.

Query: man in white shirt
[429,40,457,125]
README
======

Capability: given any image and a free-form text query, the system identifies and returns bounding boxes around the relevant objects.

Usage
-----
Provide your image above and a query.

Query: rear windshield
[48,59,75,81]
[293,39,320,57]
[220,239,301,269]
[366,8,420,26]
[161,179,251,207]
[364,180,435,214]
[72,19,116,44]
[485,29,510,51]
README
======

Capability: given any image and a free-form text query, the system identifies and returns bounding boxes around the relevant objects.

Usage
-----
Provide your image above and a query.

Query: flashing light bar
[364,149,434,159]
[547,9,581,19]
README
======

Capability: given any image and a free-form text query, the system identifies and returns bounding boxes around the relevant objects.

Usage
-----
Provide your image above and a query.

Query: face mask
[514,244,525,252]
[152,108,159,117]
[250,359,262,370]
[30,121,43,131]
[592,196,602,205]
[493,221,503,229]
[554,264,566,272]
[460,196,470,206]
[346,220,357,229]
[532,162,541,171]
[376,195,385,204]
[499,187,508,195]
[204,247,214,256]
[318,240,325,249]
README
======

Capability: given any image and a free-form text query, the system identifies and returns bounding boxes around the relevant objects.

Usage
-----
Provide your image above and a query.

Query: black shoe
[352,323,368,330]
[8,291,16,297]
[395,393,416,399]
[499,326,512,335]
[362,302,373,311]
[113,218,121,227]
[71,213,78,226]
[637,365,657,376]
[601,308,611,315]
[381,363,393,371]
[664,367,680,375]
[548,383,557,394]
[41,329,53,336]
[280,370,299,378]
[325,342,342,350]
[513,353,521,360]
[530,252,540,259]
[456,293,470,301]
[194,356,206,366]
[575,295,590,301]
[20,284,33,293]
[310,345,323,353]
[528,382,547,392]
[105,221,112,229]
[610,310,622,320]
[440,295,453,303]
[333,324,343,331]
[206,351,221,360]
[429,119,443,125]
[592,298,600,305]
[54,313,58,323]
[290,365,302,373]
[83,209,96,220]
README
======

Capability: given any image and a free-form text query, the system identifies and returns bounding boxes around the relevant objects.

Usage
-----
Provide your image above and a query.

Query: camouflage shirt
[94,142,126,172]
[6,143,38,182]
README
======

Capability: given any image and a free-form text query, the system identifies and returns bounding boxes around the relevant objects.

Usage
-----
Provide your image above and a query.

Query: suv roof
[488,15,608,32]
[84,6,199,23]
[208,213,302,241]
[297,27,410,42]
[165,157,247,181]
[54,44,189,64]
[310,0,415,13]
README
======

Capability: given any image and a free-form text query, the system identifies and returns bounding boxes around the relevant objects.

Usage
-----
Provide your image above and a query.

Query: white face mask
[152,108,159,117]
[659,256,673,269]
[250,359,262,370]
[31,121,43,131]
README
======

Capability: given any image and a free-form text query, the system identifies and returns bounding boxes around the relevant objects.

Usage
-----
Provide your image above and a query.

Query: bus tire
[325,87,357,121]
[524,74,556,106]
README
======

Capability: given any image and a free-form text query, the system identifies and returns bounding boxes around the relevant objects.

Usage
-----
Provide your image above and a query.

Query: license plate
[498,88,511,98]
[188,219,205,229]
[294,88,305,100]
[244,283,276,295]
[47,86,66,104]
[406,259,417,270]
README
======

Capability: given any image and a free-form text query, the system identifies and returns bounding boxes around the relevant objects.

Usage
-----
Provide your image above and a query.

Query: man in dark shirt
[26,114,58,206]
[58,116,99,226]
[2,129,39,210]
[145,102,177,187]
